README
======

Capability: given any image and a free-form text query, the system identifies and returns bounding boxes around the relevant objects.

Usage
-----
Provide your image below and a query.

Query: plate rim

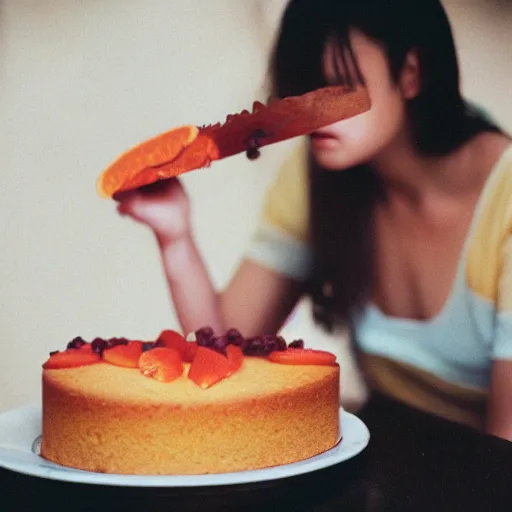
[0,403,370,487]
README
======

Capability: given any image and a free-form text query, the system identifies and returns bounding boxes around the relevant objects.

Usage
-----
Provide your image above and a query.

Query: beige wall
[1,0,511,411]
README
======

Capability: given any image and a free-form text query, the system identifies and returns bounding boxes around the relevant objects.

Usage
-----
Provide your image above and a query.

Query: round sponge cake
[41,357,340,475]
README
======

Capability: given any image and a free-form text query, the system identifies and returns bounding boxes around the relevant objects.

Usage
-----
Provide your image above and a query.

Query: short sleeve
[493,234,512,360]
[464,144,512,359]
[244,140,312,280]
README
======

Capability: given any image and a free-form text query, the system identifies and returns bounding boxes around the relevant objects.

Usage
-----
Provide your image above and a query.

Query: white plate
[0,404,369,487]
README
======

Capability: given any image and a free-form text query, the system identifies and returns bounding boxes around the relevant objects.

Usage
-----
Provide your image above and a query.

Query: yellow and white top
[246,141,512,428]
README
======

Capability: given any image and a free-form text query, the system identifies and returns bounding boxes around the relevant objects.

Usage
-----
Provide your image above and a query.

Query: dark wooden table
[2,392,512,511]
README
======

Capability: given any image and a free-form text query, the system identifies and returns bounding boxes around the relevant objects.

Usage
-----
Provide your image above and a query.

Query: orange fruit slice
[155,329,198,363]
[138,347,183,382]
[42,350,101,369]
[268,348,337,366]
[97,125,199,198]
[102,341,143,368]
[156,329,187,350]
[188,346,231,389]
[226,345,244,375]
[117,134,220,193]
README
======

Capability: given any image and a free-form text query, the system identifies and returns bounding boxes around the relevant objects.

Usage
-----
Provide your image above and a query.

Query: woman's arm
[117,178,305,336]
[157,231,304,335]
[220,259,305,336]
[485,360,512,442]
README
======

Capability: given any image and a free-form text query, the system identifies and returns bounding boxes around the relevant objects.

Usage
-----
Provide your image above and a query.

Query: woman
[115,0,512,440]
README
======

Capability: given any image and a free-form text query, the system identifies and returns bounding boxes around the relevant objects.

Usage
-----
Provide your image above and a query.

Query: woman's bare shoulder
[471,131,512,171]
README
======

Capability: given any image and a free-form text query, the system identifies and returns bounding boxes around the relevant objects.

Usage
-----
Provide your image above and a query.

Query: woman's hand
[114,178,190,243]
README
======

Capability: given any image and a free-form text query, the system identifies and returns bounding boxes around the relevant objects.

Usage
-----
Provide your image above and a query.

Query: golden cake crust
[41,358,340,475]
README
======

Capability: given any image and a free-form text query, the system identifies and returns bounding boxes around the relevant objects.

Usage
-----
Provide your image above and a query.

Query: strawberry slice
[157,329,186,349]
[188,346,231,389]
[156,329,197,362]
[43,350,101,369]
[181,341,198,363]
[268,348,337,366]
[226,345,244,375]
[103,341,143,368]
[139,347,183,382]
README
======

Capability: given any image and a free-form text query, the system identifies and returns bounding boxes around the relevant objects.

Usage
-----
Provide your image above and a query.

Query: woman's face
[309,30,410,170]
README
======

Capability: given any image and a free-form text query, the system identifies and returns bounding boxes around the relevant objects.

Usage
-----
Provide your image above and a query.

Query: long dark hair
[270,0,503,332]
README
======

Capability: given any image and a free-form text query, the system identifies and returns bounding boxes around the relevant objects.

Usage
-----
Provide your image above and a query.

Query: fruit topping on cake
[288,339,304,349]
[268,348,337,366]
[66,336,87,350]
[43,327,337,386]
[244,335,288,355]
[188,346,233,389]
[226,345,244,375]
[43,349,101,370]
[155,329,197,362]
[194,327,289,356]
[102,341,143,368]
[138,347,183,382]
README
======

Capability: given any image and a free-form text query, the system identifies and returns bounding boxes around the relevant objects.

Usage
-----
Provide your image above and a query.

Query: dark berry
[275,336,287,351]
[235,337,250,352]
[257,335,272,354]
[153,339,166,348]
[196,326,215,347]
[246,147,261,160]
[228,336,249,352]
[289,339,304,349]
[226,328,243,342]
[67,336,86,350]
[108,337,129,347]
[196,326,214,337]
[142,342,155,352]
[211,335,229,354]
[49,350,59,356]
[225,328,247,350]
[91,338,108,355]
[245,336,265,355]
[195,337,210,348]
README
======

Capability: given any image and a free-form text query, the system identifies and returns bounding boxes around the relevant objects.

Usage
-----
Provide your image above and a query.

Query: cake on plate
[41,327,340,475]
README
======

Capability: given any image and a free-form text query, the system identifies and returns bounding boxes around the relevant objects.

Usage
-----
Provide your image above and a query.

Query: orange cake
[41,328,340,475]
